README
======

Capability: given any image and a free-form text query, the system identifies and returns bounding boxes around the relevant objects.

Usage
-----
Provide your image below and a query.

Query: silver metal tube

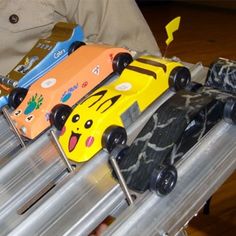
[109,154,134,205]
[2,107,26,148]
[50,130,73,173]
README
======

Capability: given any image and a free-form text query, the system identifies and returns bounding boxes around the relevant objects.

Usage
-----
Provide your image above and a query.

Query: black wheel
[50,104,72,130]
[110,144,129,163]
[68,41,86,55]
[185,81,203,92]
[102,125,127,153]
[150,164,177,196]
[169,66,191,91]
[223,99,236,124]
[112,53,133,74]
[8,87,28,109]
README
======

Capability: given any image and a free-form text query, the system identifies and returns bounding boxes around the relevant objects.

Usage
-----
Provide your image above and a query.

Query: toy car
[59,55,191,163]
[205,58,236,95]
[187,57,236,124]
[115,85,236,196]
[10,43,132,139]
[0,22,84,108]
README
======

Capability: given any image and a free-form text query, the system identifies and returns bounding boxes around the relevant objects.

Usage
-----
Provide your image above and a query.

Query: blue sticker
[60,83,79,103]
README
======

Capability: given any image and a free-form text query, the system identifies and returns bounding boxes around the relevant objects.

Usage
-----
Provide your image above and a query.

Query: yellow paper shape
[165,16,181,46]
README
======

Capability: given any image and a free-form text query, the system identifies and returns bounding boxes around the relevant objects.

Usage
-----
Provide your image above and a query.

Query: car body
[205,57,236,95]
[116,58,236,196]
[116,89,224,196]
[59,55,191,163]
[10,44,132,139]
[0,22,84,108]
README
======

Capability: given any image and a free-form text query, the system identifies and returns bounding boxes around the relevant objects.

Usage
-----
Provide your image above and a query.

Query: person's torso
[0,0,66,75]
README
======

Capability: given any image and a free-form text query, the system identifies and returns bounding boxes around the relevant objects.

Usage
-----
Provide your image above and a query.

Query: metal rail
[104,121,236,236]
[2,107,26,148]
[0,115,20,166]
[0,91,173,235]
[0,133,67,235]
[2,62,228,235]
[0,89,174,235]
[6,120,236,236]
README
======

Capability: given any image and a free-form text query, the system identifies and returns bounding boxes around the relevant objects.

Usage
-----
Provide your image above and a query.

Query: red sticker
[82,81,88,88]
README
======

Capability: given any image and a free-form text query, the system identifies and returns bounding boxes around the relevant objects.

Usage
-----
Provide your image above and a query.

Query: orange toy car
[10,43,132,140]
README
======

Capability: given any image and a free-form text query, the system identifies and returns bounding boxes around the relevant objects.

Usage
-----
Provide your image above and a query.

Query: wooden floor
[138,2,236,236]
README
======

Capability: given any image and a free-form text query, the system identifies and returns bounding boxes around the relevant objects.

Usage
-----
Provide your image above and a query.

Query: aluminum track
[104,120,236,236]
[0,62,227,236]
[0,89,175,235]
[0,115,20,167]
[7,117,236,236]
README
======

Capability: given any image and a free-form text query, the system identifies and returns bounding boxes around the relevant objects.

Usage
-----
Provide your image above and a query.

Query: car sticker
[14,109,22,116]
[82,81,88,88]
[92,65,100,76]
[115,82,132,91]
[14,56,39,74]
[54,49,66,59]
[41,78,57,88]
[121,102,141,129]
[25,114,35,123]
[24,94,43,115]
[36,42,53,51]
[60,83,79,103]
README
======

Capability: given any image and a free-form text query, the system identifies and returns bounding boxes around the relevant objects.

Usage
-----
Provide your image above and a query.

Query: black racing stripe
[136,58,167,72]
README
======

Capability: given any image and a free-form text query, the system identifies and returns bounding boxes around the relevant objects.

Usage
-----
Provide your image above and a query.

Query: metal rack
[0,86,175,235]
[0,62,234,235]
[104,121,236,236]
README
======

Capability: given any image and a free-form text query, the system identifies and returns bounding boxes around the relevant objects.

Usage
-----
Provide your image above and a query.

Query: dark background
[137,0,236,66]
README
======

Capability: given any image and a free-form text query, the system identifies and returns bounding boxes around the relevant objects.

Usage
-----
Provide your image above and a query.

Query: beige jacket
[0,0,160,75]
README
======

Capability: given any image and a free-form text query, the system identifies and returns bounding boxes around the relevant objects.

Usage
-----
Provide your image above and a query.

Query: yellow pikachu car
[59,55,191,162]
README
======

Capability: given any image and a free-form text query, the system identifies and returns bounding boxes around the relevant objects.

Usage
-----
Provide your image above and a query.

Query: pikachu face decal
[59,55,191,163]
[59,89,122,162]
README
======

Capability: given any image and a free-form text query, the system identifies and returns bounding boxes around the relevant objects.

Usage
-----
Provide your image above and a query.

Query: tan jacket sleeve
[54,0,161,55]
